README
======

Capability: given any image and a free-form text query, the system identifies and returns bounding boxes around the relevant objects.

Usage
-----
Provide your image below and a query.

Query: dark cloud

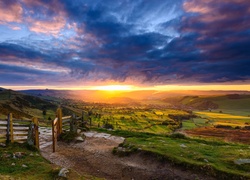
[0,0,250,86]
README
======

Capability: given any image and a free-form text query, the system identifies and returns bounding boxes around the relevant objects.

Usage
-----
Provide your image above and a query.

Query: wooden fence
[52,108,85,152]
[0,113,39,148]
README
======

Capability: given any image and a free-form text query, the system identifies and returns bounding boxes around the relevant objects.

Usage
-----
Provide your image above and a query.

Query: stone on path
[22,164,28,168]
[75,136,85,142]
[58,168,69,178]
[234,159,250,165]
[180,144,187,148]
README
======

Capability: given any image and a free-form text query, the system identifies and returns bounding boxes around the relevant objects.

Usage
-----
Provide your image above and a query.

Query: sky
[0,0,250,91]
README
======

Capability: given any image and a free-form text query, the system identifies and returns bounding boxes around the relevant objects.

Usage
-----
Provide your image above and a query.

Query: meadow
[1,89,250,179]
[66,101,250,179]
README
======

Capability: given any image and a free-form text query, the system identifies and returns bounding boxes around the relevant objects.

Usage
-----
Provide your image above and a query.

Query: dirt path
[39,129,215,180]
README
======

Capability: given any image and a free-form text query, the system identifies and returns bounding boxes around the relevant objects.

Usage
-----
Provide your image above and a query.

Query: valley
[0,88,250,179]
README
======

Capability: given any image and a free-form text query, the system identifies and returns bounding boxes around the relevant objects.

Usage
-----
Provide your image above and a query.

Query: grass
[95,128,250,179]
[181,120,197,129]
[88,108,188,134]
[0,142,98,180]
[0,143,58,179]
[196,111,250,127]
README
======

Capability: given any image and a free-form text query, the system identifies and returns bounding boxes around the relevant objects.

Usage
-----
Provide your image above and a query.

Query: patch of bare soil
[40,131,215,180]
[185,127,250,144]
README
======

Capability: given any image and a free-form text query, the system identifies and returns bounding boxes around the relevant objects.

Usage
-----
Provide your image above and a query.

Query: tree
[42,109,47,116]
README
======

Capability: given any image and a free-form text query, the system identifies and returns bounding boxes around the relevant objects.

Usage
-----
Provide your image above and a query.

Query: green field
[195,111,250,127]
[80,106,190,134]
[1,89,250,179]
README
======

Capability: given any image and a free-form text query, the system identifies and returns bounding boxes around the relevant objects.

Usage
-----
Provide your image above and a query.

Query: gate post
[6,114,11,144]
[8,113,14,143]
[70,114,77,133]
[32,117,39,149]
[57,108,62,135]
[52,118,58,153]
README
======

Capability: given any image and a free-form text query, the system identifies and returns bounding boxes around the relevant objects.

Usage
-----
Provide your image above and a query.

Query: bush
[103,123,114,129]
[169,133,187,139]
[214,125,233,129]
[59,131,78,143]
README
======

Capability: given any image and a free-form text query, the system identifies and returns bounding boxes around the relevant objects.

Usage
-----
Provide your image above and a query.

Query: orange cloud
[0,2,23,24]
[28,16,66,35]
[183,0,250,23]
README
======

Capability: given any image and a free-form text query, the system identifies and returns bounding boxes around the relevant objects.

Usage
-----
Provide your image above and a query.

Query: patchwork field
[1,88,250,179]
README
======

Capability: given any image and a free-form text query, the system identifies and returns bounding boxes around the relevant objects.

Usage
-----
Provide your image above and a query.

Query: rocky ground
[39,129,215,180]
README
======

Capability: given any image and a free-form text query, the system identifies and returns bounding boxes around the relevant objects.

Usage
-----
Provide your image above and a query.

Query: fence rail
[0,113,39,148]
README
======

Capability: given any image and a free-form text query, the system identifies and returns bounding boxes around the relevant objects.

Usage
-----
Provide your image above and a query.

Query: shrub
[169,133,187,139]
[59,131,78,143]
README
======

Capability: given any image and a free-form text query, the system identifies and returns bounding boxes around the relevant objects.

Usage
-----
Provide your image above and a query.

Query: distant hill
[163,94,250,112]
[20,89,250,107]
[0,89,58,119]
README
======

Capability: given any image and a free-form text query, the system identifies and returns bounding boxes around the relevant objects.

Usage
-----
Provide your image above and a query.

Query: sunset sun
[90,85,134,91]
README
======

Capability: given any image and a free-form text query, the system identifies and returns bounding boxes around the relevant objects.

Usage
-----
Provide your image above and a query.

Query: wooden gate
[51,108,84,152]
[52,108,62,152]
[52,117,58,152]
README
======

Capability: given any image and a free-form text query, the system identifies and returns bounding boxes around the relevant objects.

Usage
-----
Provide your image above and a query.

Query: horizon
[1,0,250,89]
[2,84,250,92]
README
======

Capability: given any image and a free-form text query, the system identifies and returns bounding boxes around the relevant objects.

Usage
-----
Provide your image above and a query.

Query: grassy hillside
[0,89,58,119]
[164,94,250,114]
[98,129,250,179]
[0,143,58,179]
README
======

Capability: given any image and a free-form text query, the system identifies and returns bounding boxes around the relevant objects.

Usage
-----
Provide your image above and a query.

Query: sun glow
[89,85,134,91]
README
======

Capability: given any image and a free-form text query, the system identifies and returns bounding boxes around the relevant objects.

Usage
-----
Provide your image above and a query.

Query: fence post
[32,117,39,149]
[57,108,62,135]
[9,113,14,143]
[89,117,92,127]
[52,119,57,153]
[70,114,77,133]
[81,111,84,127]
[6,114,10,144]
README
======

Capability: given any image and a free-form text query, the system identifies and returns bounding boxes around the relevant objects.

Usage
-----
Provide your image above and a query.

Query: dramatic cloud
[0,0,250,87]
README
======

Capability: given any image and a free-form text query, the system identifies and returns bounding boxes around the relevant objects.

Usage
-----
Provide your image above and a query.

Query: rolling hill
[0,88,58,119]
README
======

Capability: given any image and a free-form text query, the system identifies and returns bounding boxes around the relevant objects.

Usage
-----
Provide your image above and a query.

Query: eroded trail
[39,130,215,180]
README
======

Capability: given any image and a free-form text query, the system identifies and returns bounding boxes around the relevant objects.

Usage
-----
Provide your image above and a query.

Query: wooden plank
[0,139,6,143]
[76,116,82,120]
[13,124,30,127]
[6,115,10,144]
[62,119,70,123]
[52,118,56,152]
[32,117,39,149]
[9,113,14,143]
[13,119,32,122]
[13,126,29,129]
[14,129,29,134]
[62,116,71,120]
[53,118,58,125]
[14,140,27,143]
[13,134,28,136]
[0,134,6,138]
[0,126,7,130]
[57,108,62,134]
[54,121,58,126]
[14,137,27,140]
[13,129,29,132]
[14,141,26,143]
